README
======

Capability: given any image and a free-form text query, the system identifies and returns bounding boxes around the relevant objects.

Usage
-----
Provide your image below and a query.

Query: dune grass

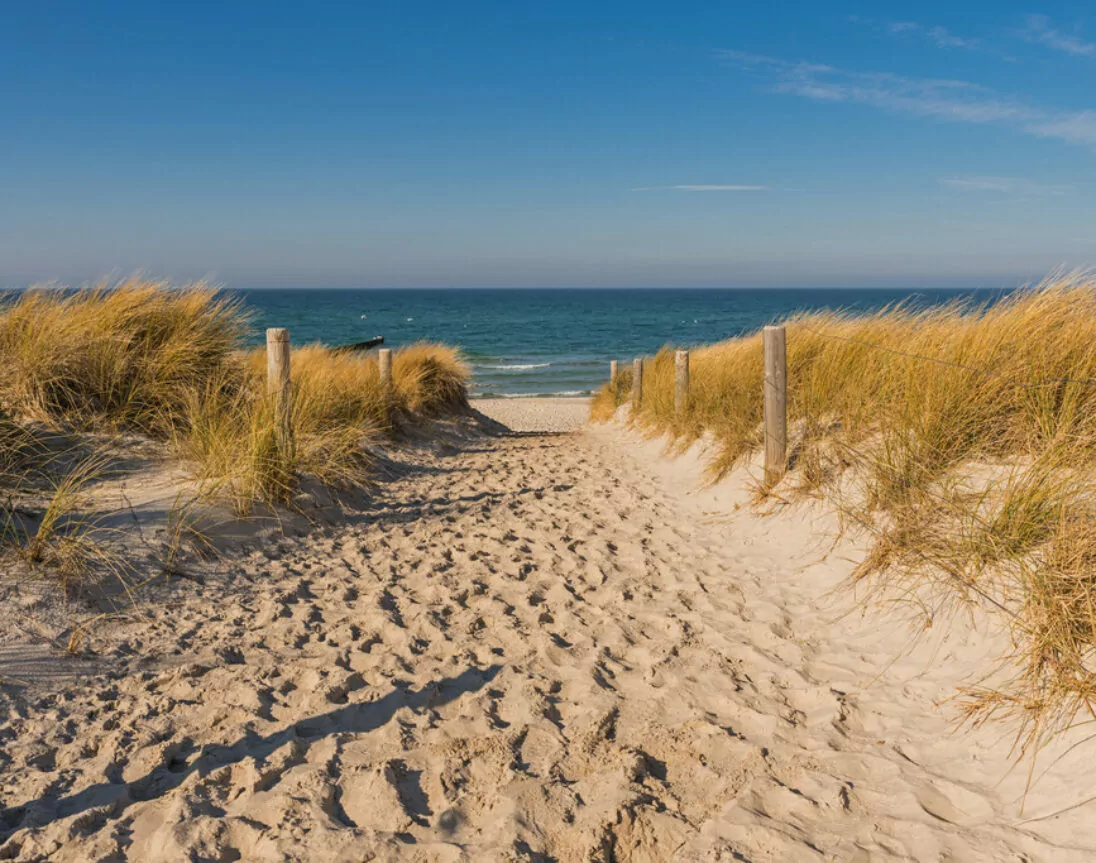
[590,366,633,422]
[392,343,470,415]
[0,278,245,435]
[0,280,470,525]
[592,273,1096,753]
[185,342,470,513]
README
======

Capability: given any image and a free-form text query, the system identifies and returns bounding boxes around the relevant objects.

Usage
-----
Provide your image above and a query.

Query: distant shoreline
[469,392,592,400]
[237,285,1013,398]
[473,396,589,432]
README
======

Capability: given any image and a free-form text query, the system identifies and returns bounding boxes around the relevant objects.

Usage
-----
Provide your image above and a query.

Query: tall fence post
[675,350,689,416]
[266,328,292,455]
[378,347,394,424]
[763,325,787,486]
[610,360,619,385]
[378,348,393,394]
[632,358,643,410]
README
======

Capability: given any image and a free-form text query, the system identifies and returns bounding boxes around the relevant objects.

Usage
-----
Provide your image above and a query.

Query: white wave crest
[479,362,552,371]
[473,390,590,399]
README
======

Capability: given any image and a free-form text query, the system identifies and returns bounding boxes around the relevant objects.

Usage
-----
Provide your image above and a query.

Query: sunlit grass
[0,278,244,435]
[0,279,471,526]
[592,272,1096,753]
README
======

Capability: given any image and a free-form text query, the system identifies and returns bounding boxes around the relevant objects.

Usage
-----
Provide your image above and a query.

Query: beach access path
[0,401,1091,861]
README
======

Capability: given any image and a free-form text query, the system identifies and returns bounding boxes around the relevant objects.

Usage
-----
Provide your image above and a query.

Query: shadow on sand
[0,664,501,840]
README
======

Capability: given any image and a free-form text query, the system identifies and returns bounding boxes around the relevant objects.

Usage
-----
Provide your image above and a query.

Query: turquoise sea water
[235,288,1013,398]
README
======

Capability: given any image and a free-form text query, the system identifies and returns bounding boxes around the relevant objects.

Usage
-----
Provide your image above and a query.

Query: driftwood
[331,336,385,354]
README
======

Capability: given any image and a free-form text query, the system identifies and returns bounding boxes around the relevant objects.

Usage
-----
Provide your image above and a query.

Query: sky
[2,1,1096,288]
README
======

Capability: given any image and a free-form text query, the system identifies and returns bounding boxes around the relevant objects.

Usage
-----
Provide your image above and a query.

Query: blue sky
[2,1,1096,288]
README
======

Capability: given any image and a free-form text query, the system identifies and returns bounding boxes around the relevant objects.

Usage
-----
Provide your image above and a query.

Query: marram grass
[593,272,1096,754]
[0,280,471,524]
[0,278,245,435]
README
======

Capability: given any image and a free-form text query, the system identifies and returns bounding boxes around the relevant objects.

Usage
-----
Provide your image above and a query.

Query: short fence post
[378,348,393,396]
[632,358,643,410]
[674,350,689,416]
[266,328,292,454]
[610,360,619,385]
[763,325,787,486]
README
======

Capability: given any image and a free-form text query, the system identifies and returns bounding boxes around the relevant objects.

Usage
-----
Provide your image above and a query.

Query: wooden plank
[763,325,787,486]
[266,328,292,454]
[674,350,689,416]
[378,347,393,394]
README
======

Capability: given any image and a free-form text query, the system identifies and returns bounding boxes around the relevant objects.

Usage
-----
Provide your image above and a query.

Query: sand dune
[1,414,1094,861]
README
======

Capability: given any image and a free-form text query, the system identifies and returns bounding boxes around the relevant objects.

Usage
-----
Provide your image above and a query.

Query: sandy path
[472,397,591,433]
[0,423,1092,861]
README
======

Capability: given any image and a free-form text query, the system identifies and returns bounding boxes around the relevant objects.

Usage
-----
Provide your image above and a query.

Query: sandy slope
[472,398,590,433]
[1,417,1094,861]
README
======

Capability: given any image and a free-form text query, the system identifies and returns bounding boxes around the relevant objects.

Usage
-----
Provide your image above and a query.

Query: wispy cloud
[854,17,981,50]
[888,20,979,49]
[718,50,1096,147]
[925,25,978,49]
[1029,110,1096,144]
[630,185,769,192]
[1022,14,1096,56]
[940,176,1072,194]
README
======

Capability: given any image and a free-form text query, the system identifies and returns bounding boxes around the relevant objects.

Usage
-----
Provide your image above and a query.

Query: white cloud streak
[857,18,982,49]
[717,50,1096,147]
[630,185,769,192]
[940,176,1072,194]
[1022,14,1096,56]
[926,25,978,49]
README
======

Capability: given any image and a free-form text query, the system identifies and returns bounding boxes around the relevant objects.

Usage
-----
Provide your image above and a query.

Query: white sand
[472,396,590,432]
[1,419,1094,861]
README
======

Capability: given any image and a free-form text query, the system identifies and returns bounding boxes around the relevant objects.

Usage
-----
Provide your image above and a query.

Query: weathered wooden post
[378,348,393,395]
[266,328,292,454]
[674,350,689,416]
[610,360,619,385]
[763,325,787,486]
[632,358,643,410]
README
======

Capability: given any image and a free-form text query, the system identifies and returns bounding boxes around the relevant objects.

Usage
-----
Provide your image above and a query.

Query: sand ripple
[0,424,1091,861]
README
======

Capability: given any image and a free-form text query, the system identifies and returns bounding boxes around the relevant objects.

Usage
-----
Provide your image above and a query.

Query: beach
[472,396,591,432]
[2,406,1092,861]
[11,3,1096,857]
[236,287,1014,399]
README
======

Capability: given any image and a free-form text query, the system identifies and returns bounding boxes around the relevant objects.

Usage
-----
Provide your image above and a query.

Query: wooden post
[378,348,393,394]
[632,358,643,410]
[610,360,619,385]
[266,328,292,454]
[763,325,787,486]
[674,350,689,416]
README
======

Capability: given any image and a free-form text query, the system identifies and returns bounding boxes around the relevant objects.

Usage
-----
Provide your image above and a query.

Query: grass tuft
[590,367,633,422]
[0,278,244,435]
[592,272,1096,753]
[0,279,471,558]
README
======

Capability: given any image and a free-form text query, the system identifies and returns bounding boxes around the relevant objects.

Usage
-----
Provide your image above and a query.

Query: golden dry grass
[0,278,244,435]
[589,366,633,422]
[392,343,470,415]
[188,342,469,513]
[0,280,471,524]
[592,272,1096,754]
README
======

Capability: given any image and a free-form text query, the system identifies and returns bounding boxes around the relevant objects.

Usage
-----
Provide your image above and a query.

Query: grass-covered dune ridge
[592,273,1096,753]
[0,279,470,520]
[0,279,245,435]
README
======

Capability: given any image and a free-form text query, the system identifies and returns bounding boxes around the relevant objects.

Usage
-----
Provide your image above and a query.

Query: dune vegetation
[592,272,1096,753]
[0,279,470,576]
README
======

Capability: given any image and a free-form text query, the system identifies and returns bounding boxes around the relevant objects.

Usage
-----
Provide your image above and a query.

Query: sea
[234,287,1014,398]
